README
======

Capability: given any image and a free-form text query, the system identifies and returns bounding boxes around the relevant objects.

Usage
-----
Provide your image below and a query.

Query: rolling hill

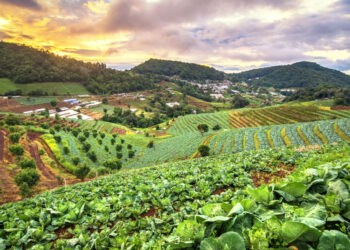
[235,61,350,88]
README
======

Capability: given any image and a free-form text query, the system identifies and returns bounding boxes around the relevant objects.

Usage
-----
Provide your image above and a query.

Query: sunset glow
[0,0,349,72]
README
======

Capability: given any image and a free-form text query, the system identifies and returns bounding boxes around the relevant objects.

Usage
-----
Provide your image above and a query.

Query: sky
[0,0,350,74]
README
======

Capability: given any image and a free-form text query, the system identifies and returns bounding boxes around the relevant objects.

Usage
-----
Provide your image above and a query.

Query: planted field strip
[168,112,231,135]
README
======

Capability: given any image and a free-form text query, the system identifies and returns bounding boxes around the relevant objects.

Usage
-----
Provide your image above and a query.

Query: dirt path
[30,143,57,181]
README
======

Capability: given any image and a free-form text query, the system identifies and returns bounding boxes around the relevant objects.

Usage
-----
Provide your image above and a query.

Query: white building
[166,102,180,107]
[210,94,224,99]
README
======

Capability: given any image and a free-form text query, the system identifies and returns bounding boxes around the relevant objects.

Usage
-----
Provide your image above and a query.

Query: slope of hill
[132,58,225,81]
[1,142,349,249]
[0,42,162,94]
[236,61,350,88]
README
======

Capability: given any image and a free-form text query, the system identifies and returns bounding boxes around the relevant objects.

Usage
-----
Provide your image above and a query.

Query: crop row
[1,142,349,248]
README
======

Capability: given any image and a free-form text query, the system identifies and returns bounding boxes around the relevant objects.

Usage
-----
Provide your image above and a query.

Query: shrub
[19,158,36,169]
[56,175,64,185]
[103,159,122,170]
[198,145,210,157]
[147,141,154,148]
[9,133,21,143]
[5,115,21,126]
[39,149,45,155]
[100,133,105,139]
[128,150,135,158]
[127,144,132,150]
[53,124,61,131]
[8,144,24,156]
[111,138,116,145]
[15,169,40,187]
[49,129,55,135]
[72,130,79,137]
[104,145,109,152]
[98,139,103,145]
[116,144,122,152]
[102,97,108,104]
[19,183,33,197]
[117,152,123,159]
[78,135,86,143]
[84,131,90,137]
[197,124,209,135]
[212,124,221,130]
[63,146,70,154]
[121,139,125,144]
[87,151,97,162]
[82,142,91,152]
[112,134,117,138]
[93,132,98,138]
[72,157,80,166]
[54,135,62,143]
[74,165,90,181]
[40,123,49,129]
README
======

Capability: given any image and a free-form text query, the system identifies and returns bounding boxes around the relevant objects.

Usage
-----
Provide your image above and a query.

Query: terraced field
[42,128,139,174]
[78,120,131,135]
[129,118,350,169]
[168,105,350,135]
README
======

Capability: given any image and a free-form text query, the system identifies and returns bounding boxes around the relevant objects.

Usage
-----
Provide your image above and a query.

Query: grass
[15,97,57,105]
[0,78,89,95]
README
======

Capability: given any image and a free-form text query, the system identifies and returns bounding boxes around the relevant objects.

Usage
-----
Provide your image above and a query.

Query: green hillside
[0,42,163,94]
[132,58,225,81]
[236,61,350,88]
[0,78,89,95]
[1,141,349,248]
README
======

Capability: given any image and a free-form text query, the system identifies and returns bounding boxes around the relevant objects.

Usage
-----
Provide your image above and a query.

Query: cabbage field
[1,142,349,249]
[129,118,350,169]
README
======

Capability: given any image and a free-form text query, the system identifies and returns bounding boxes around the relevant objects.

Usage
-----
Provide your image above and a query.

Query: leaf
[200,238,221,250]
[176,220,205,241]
[217,231,245,250]
[247,185,273,204]
[228,203,244,216]
[201,204,227,217]
[316,230,350,250]
[279,182,308,198]
[281,221,321,244]
[205,216,232,223]
[327,180,349,200]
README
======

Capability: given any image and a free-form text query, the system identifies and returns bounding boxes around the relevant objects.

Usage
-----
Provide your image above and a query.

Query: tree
[147,141,154,148]
[15,168,40,187]
[102,97,108,105]
[72,157,80,165]
[128,150,135,158]
[197,124,209,136]
[50,100,57,107]
[5,115,21,126]
[63,146,70,154]
[198,145,210,157]
[103,159,122,170]
[74,165,90,181]
[9,133,21,143]
[212,124,221,131]
[19,158,36,169]
[231,95,250,108]
[116,144,122,152]
[8,144,24,156]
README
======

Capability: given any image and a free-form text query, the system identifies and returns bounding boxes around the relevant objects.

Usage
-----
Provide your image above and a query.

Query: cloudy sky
[0,0,350,73]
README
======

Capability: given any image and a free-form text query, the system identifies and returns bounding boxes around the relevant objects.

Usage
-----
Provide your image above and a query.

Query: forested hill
[132,58,225,81]
[0,42,164,94]
[235,61,350,88]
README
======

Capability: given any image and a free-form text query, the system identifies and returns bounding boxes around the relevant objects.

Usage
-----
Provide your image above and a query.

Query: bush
[63,146,70,154]
[82,142,91,152]
[116,144,122,152]
[49,129,55,135]
[98,139,103,145]
[127,144,132,150]
[121,139,125,144]
[9,133,21,143]
[72,157,80,166]
[117,152,123,159]
[19,183,33,197]
[112,134,117,138]
[198,124,209,135]
[198,145,210,157]
[74,165,90,181]
[128,150,135,158]
[102,97,108,104]
[87,151,97,162]
[103,159,122,170]
[54,135,62,143]
[15,168,40,187]
[84,131,90,137]
[40,123,49,129]
[78,135,86,143]
[5,115,21,126]
[56,175,64,185]
[212,124,221,130]
[147,141,154,148]
[39,149,45,155]
[53,124,61,131]
[104,145,109,152]
[8,144,24,156]
[72,130,79,137]
[111,138,116,145]
[93,132,98,138]
[19,158,36,169]
[100,133,105,139]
